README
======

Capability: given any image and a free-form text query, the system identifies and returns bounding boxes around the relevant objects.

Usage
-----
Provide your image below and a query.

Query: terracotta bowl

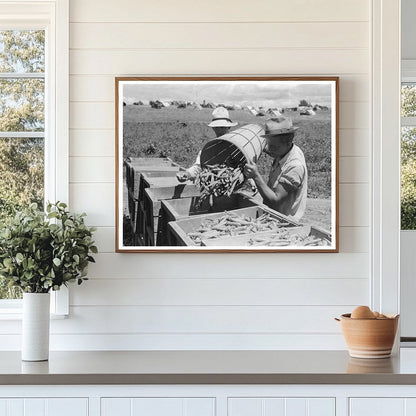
[338,313,399,359]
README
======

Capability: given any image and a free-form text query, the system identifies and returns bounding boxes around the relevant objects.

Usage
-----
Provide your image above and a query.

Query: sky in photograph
[122,80,333,108]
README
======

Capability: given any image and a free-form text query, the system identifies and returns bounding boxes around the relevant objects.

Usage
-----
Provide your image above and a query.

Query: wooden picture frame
[116,77,339,253]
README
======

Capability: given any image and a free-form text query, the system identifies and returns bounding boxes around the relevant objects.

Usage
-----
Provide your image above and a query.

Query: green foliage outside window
[0,30,45,299]
[401,84,416,230]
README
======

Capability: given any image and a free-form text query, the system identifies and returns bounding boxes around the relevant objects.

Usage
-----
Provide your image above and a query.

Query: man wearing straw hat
[244,117,308,220]
[176,107,238,182]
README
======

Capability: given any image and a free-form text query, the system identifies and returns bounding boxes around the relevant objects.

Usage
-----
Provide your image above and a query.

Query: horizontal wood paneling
[339,129,369,157]
[92,227,115,253]
[339,102,369,129]
[70,130,115,157]
[339,157,369,183]
[70,103,114,129]
[56,305,352,334]
[71,277,368,306]
[70,74,369,103]
[0,333,347,350]
[339,227,369,253]
[70,0,369,23]
[59,0,372,351]
[69,183,114,226]
[86,252,369,279]
[70,49,368,76]
[69,157,114,183]
[70,22,368,50]
[339,183,369,227]
[0,305,352,335]
[69,102,368,130]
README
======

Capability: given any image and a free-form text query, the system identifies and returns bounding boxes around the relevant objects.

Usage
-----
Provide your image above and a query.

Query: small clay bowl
[336,313,399,359]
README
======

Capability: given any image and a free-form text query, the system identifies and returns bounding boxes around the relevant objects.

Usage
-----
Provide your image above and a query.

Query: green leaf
[53,258,61,267]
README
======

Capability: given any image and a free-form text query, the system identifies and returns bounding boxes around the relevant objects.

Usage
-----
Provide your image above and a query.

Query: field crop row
[123,106,332,200]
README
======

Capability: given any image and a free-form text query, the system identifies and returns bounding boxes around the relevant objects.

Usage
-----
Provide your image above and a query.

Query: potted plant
[0,202,97,361]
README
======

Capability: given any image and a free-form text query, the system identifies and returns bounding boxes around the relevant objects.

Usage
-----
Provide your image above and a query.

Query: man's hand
[176,171,189,182]
[244,162,260,179]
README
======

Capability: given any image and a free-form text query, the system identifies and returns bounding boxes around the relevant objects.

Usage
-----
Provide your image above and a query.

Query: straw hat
[262,117,298,137]
[208,107,238,128]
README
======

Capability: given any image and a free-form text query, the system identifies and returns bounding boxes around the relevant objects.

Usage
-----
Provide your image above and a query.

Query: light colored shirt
[186,150,202,180]
[267,144,308,220]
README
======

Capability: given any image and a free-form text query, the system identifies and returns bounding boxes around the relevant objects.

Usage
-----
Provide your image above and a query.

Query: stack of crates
[143,184,200,246]
[124,157,181,245]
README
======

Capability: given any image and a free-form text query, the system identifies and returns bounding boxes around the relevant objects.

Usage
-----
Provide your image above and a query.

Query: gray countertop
[2,349,416,385]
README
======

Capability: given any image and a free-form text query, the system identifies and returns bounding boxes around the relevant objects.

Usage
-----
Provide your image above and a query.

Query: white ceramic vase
[22,292,50,361]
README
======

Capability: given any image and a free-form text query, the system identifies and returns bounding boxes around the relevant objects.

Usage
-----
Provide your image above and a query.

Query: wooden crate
[160,194,257,246]
[167,205,299,247]
[138,176,192,202]
[128,167,180,202]
[124,157,177,193]
[135,201,146,236]
[201,225,331,248]
[145,224,158,246]
[137,170,179,199]
[143,185,200,246]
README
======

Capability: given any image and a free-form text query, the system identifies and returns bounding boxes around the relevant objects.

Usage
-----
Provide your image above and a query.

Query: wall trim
[371,0,401,315]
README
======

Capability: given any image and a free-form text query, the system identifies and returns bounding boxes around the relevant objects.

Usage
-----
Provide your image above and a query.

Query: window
[0,0,69,314]
[0,29,45,300]
[401,74,416,230]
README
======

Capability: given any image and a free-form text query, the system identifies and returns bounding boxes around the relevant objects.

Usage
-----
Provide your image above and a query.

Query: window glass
[0,79,45,131]
[0,30,45,73]
[0,30,45,300]
[401,84,416,230]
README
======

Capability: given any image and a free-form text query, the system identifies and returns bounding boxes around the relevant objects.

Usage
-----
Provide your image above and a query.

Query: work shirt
[267,144,307,220]
[186,150,202,180]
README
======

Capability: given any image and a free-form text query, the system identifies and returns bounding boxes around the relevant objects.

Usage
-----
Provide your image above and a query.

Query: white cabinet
[5,385,416,416]
[0,398,88,416]
[228,397,335,416]
[349,398,416,416]
[101,397,215,416]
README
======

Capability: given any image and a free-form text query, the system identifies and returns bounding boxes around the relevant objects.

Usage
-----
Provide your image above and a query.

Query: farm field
[122,105,333,232]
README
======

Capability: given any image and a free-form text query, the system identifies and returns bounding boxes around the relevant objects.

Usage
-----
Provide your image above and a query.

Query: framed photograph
[116,77,338,253]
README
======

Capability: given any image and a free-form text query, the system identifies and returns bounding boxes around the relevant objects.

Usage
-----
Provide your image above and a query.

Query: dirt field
[122,105,333,231]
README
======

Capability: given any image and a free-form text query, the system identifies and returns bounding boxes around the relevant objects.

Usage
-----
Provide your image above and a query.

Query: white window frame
[0,0,69,317]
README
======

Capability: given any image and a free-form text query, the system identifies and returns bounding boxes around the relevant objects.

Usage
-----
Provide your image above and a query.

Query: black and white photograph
[116,77,338,252]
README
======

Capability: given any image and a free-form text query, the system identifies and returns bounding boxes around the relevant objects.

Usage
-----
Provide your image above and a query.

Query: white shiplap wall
[53,0,371,350]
